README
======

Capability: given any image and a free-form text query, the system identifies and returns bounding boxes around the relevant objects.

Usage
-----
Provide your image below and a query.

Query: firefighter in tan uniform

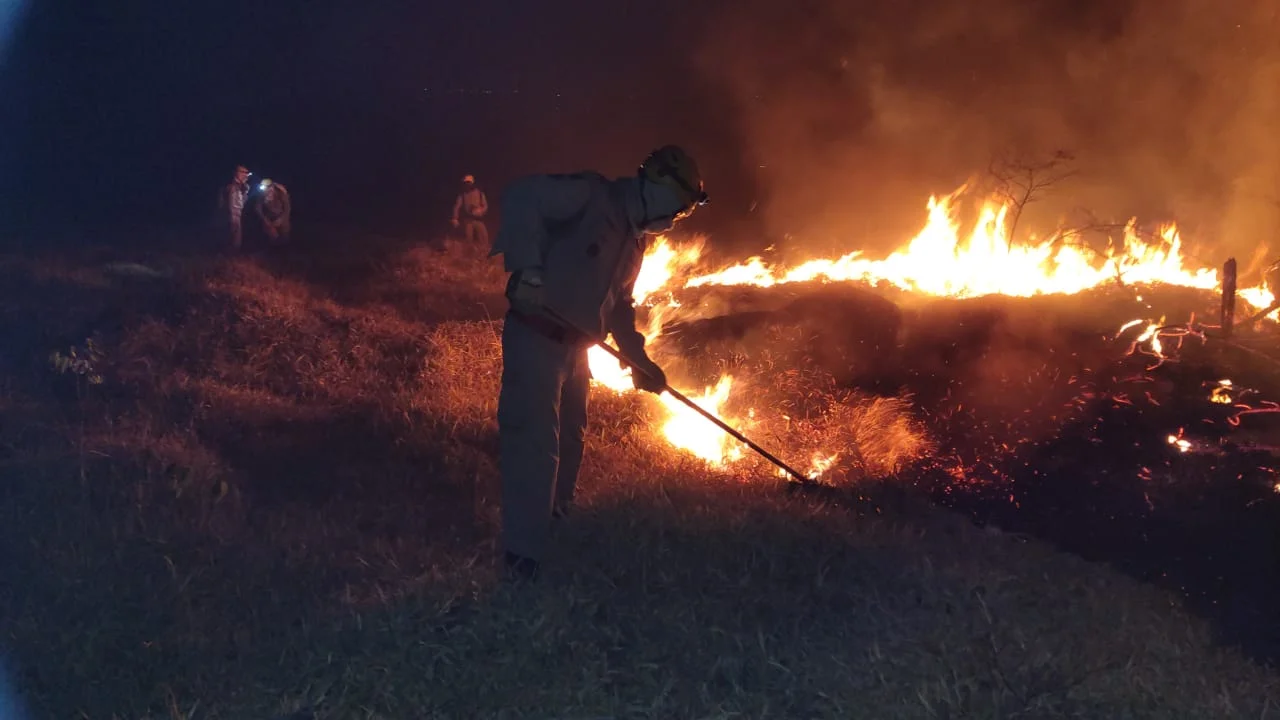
[255,178,292,246]
[452,174,490,246]
[218,165,251,251]
[488,146,708,581]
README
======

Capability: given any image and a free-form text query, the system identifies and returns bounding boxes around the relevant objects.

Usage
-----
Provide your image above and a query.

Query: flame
[1239,285,1278,320]
[631,236,702,306]
[1130,319,1165,357]
[583,185,1277,475]
[1167,433,1192,453]
[658,376,745,464]
[684,191,1230,299]
[773,452,841,481]
[805,452,840,480]
[1210,379,1234,404]
[588,238,747,466]
[587,346,747,465]
[587,345,635,392]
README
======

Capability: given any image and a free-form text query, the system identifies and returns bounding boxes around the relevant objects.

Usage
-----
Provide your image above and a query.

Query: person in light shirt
[488,145,708,582]
[451,174,490,246]
[218,165,251,251]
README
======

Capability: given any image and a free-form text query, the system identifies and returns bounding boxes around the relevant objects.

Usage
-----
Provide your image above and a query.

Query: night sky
[2,0,1276,260]
[0,0,747,240]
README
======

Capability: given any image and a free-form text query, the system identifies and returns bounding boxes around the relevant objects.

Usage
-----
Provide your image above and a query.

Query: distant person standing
[255,178,292,246]
[218,165,251,251]
[451,174,490,247]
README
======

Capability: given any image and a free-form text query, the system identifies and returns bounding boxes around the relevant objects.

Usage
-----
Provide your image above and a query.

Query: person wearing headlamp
[254,178,292,246]
[488,145,708,581]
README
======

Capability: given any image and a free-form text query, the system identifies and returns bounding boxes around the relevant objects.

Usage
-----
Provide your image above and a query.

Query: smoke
[693,0,1280,264]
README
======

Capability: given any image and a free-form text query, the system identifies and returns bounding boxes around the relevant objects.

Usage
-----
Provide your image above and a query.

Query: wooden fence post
[1222,257,1237,338]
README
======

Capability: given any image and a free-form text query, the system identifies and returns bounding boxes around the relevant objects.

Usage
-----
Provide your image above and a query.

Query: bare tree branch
[987,150,1078,249]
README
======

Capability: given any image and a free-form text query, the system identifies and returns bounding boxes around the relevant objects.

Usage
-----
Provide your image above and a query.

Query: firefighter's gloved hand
[631,359,667,395]
[451,218,460,228]
[507,269,545,315]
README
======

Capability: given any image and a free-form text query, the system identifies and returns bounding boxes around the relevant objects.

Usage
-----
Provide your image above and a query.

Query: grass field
[1,235,1278,719]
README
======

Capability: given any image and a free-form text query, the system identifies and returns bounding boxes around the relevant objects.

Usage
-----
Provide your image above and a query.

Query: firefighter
[218,165,251,251]
[489,145,708,581]
[451,174,490,246]
[255,178,292,246]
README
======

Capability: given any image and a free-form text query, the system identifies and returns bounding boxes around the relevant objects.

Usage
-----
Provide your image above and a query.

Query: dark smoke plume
[694,0,1279,268]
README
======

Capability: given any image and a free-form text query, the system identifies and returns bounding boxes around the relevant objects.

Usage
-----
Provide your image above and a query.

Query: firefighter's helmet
[639,145,707,209]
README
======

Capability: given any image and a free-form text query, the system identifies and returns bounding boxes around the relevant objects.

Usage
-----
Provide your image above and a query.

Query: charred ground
[2,233,1279,718]
[660,281,1280,662]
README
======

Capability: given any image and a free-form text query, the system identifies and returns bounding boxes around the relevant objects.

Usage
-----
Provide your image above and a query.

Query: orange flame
[685,190,1224,298]
[1167,433,1192,453]
[586,185,1275,476]
[658,376,745,464]
[776,451,840,480]
[587,348,747,466]
[1239,286,1278,320]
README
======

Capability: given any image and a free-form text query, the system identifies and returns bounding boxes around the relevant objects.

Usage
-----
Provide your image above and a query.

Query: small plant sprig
[49,338,104,386]
[49,338,105,481]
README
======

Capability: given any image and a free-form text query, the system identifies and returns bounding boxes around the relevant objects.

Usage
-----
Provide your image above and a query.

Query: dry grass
[646,317,936,483]
[0,240,1277,719]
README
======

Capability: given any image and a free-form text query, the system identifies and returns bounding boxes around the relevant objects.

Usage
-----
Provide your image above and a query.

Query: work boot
[504,551,540,583]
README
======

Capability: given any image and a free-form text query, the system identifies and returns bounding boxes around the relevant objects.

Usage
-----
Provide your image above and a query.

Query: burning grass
[1,238,1279,718]
[644,318,937,481]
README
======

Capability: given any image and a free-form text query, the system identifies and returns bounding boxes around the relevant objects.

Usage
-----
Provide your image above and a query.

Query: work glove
[507,268,545,316]
[631,357,667,395]
[450,218,460,228]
